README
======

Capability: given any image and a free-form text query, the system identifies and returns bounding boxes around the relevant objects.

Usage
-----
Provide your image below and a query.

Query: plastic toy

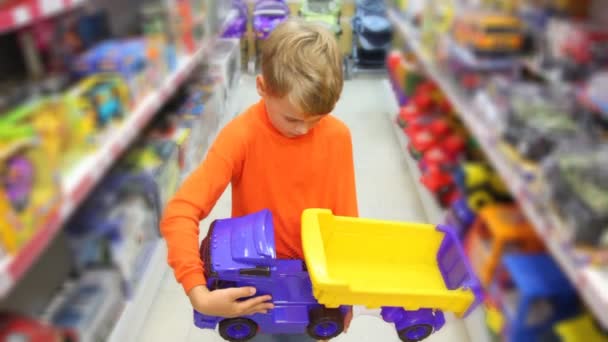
[445,198,476,240]
[222,0,248,39]
[73,39,152,100]
[485,254,579,342]
[551,313,607,342]
[299,0,342,37]
[253,0,290,41]
[64,74,130,129]
[451,11,524,57]
[453,163,510,212]
[0,313,69,341]
[464,205,544,286]
[559,23,608,81]
[441,36,521,95]
[194,209,482,341]
[502,91,582,166]
[351,0,392,69]
[349,0,393,70]
[420,164,460,208]
[578,71,608,132]
[543,146,608,248]
[0,101,63,254]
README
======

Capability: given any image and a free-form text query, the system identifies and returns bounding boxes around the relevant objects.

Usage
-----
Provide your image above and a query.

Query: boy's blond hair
[261,19,343,116]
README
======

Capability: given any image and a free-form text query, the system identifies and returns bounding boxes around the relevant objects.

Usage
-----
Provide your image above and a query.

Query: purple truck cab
[194,209,482,341]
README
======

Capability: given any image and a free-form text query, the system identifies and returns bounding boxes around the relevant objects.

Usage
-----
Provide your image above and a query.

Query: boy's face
[256,76,325,138]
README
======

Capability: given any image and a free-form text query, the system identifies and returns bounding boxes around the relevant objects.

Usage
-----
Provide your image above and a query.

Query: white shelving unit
[388,8,608,330]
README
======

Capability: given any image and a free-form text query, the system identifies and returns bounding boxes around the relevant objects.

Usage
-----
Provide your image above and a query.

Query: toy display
[543,145,608,248]
[299,0,343,37]
[350,0,393,69]
[557,23,608,81]
[485,254,579,342]
[445,198,476,240]
[72,40,156,101]
[0,110,62,254]
[64,74,131,131]
[465,204,544,286]
[49,269,124,341]
[194,209,482,341]
[65,170,160,289]
[578,71,608,132]
[501,90,583,168]
[451,11,524,57]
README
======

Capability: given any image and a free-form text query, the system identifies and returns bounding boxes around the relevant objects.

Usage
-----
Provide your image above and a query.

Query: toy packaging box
[0,126,62,255]
[72,39,158,102]
[65,165,162,296]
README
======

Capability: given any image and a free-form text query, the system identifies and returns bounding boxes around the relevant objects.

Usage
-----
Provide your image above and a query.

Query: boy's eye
[286,117,300,123]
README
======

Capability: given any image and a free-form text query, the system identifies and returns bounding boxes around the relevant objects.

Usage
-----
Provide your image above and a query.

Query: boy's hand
[344,306,353,333]
[188,285,274,318]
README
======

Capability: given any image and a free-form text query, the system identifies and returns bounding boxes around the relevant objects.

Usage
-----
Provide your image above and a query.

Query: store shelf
[389,9,608,329]
[0,39,212,299]
[384,80,491,342]
[107,241,167,342]
[384,83,446,224]
[0,0,85,34]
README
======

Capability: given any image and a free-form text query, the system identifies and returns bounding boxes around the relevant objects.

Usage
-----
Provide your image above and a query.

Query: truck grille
[200,222,216,279]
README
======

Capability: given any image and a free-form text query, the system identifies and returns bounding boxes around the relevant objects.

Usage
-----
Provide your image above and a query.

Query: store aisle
[137,76,471,342]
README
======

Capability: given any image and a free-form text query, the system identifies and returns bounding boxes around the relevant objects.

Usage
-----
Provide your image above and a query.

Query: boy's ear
[256,75,267,98]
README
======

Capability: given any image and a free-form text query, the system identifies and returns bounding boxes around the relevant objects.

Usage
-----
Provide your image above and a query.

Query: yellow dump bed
[301,209,479,317]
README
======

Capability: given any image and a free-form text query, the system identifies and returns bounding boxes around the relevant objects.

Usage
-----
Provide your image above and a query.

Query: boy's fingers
[239,295,273,310]
[227,287,256,300]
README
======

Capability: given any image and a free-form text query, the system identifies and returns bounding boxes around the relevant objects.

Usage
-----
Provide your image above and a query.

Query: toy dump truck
[194,209,482,341]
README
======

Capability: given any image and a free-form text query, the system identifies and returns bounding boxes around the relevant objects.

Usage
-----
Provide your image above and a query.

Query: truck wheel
[398,323,434,342]
[307,307,344,340]
[219,318,258,342]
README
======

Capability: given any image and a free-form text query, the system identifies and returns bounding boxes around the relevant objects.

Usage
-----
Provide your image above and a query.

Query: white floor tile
[137,76,473,342]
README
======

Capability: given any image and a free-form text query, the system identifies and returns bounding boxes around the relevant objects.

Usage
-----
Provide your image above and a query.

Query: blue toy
[349,0,393,70]
[487,253,580,342]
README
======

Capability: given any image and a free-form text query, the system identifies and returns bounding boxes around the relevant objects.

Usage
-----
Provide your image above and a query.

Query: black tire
[398,323,434,342]
[219,318,258,342]
[307,307,344,340]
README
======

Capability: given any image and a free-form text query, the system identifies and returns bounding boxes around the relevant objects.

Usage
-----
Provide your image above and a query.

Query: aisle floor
[137,76,472,342]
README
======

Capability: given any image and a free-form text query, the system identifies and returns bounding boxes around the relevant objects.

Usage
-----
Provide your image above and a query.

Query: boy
[161,19,358,341]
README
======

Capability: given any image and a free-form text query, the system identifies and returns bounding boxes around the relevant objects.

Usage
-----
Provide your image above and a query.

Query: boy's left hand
[344,306,353,333]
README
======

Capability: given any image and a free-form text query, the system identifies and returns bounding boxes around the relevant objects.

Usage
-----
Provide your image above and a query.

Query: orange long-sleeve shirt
[160,99,358,293]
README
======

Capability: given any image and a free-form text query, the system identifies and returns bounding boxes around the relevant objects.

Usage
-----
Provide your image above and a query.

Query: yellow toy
[554,313,607,342]
[0,136,61,254]
[452,11,524,56]
[195,208,482,341]
[64,73,131,136]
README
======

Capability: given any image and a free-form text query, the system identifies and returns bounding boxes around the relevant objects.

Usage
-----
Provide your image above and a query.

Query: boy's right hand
[188,285,274,318]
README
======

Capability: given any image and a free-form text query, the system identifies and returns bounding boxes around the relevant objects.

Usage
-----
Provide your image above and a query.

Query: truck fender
[381,307,446,333]
[193,310,220,330]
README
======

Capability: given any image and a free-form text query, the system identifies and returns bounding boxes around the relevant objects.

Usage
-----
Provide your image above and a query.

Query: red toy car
[0,314,69,342]
[560,23,608,80]
[420,164,460,207]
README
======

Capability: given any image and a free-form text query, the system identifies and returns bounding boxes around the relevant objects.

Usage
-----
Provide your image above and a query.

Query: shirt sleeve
[333,127,359,218]
[160,121,245,294]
